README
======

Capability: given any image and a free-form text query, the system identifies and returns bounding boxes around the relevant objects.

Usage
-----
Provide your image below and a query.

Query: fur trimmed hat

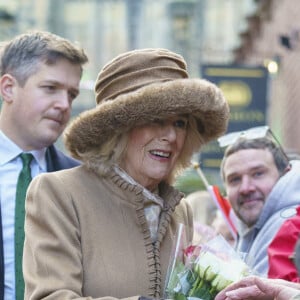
[64,48,229,159]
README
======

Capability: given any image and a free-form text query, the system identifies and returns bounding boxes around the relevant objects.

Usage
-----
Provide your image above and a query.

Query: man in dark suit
[0,30,88,300]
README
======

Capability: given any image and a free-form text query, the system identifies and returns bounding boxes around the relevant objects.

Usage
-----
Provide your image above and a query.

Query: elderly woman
[23,48,229,300]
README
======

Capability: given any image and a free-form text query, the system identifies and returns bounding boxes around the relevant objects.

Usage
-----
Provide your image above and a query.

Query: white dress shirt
[0,131,47,300]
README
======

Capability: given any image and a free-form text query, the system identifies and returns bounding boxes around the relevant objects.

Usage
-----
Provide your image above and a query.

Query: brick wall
[236,0,300,154]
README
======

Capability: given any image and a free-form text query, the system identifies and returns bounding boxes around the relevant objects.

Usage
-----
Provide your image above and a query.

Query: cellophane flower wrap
[164,224,251,300]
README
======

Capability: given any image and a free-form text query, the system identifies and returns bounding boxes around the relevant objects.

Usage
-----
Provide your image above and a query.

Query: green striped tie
[15,153,33,300]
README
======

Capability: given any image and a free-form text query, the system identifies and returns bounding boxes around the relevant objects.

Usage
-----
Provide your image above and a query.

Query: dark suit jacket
[0,145,80,299]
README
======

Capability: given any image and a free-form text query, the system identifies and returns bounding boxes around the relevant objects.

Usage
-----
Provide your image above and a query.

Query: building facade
[4,0,293,154]
[233,0,300,153]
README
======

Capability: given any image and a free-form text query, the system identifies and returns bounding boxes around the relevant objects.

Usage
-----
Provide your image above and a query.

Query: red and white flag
[207,185,237,240]
[193,163,237,241]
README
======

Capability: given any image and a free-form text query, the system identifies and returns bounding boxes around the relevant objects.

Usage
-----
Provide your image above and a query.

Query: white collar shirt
[0,130,47,300]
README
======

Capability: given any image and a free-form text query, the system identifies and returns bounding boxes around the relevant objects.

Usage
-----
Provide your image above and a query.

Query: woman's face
[121,115,188,191]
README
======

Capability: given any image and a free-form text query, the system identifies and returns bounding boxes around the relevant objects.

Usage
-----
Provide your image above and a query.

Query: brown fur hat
[64,48,229,159]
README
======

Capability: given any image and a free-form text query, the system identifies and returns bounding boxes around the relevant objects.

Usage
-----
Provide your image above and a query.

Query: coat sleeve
[23,172,141,300]
[267,210,300,282]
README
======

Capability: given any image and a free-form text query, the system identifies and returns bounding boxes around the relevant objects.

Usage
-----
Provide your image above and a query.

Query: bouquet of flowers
[164,225,251,300]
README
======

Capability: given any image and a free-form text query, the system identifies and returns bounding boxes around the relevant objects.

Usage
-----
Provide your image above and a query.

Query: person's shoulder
[276,206,300,235]
[30,165,86,191]
[46,145,81,170]
[174,197,193,223]
[280,206,299,219]
[57,151,80,167]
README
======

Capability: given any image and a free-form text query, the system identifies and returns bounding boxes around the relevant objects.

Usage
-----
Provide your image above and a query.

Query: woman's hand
[214,276,300,300]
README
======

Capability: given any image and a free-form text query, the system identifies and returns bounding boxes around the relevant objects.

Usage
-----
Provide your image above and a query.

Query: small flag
[192,162,237,241]
[207,185,237,240]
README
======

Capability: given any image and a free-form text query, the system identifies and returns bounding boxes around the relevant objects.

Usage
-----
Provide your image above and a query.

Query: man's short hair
[0,30,88,86]
[220,137,289,181]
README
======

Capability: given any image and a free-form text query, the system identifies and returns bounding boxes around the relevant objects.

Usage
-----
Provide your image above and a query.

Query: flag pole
[192,161,210,189]
[191,161,237,240]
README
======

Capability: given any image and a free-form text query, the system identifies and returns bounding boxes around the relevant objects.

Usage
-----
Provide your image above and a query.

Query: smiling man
[0,30,88,300]
[220,131,300,276]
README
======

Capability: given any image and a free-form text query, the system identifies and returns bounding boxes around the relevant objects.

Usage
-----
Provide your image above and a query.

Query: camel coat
[23,165,193,300]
